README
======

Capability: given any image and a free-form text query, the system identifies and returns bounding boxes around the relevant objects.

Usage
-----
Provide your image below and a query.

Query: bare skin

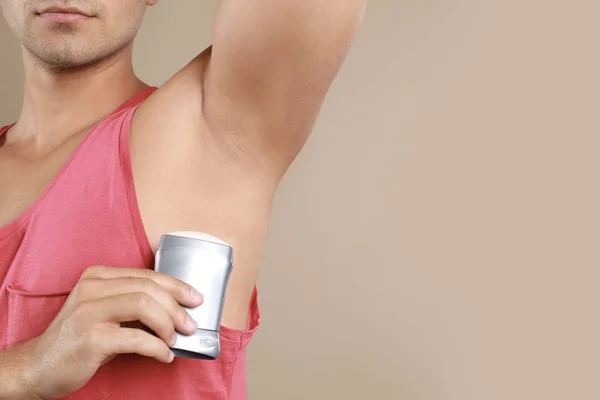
[0,0,366,398]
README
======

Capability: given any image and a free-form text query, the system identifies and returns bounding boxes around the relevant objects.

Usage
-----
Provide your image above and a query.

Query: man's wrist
[0,339,42,400]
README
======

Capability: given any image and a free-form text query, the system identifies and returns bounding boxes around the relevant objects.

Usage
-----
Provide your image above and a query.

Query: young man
[0,0,365,399]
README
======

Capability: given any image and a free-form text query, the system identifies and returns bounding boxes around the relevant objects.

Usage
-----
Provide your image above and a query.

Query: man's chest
[0,122,147,292]
[0,134,83,229]
[0,156,63,228]
[0,173,147,295]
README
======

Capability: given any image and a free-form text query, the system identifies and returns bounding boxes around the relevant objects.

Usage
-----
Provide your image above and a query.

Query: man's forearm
[0,341,39,400]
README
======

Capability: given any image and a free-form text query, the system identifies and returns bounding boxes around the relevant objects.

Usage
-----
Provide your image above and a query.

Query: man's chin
[25,49,95,71]
[22,33,132,71]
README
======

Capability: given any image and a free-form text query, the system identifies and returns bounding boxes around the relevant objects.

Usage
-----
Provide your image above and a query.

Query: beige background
[3,1,600,399]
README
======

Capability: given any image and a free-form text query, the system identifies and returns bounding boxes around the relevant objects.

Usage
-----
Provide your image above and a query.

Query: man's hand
[8,266,203,400]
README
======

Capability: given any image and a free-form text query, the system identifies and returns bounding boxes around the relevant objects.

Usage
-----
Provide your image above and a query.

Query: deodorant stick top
[168,231,230,246]
[158,231,233,266]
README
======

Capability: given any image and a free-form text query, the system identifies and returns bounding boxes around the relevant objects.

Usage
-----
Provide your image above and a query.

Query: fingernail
[186,313,198,330]
[168,351,175,363]
[190,288,203,303]
[170,332,177,346]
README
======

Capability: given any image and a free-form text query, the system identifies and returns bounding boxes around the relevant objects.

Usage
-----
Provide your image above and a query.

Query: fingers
[77,278,197,335]
[82,266,203,308]
[101,327,175,364]
[79,293,176,345]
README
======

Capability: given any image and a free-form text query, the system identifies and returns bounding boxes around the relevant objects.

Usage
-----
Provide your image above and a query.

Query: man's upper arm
[202,0,366,167]
[138,1,365,169]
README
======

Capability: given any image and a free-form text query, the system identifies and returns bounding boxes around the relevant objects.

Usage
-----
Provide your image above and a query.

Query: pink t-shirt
[0,87,260,400]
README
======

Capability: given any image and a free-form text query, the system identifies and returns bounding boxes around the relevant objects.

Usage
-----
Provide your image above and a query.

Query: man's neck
[9,45,148,148]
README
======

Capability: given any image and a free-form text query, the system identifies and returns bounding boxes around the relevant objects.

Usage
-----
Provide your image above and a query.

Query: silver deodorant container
[154,231,234,360]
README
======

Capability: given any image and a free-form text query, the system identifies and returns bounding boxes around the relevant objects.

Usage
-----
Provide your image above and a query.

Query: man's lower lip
[38,12,91,22]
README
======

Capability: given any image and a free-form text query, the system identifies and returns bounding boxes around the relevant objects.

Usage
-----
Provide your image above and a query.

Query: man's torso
[0,88,262,399]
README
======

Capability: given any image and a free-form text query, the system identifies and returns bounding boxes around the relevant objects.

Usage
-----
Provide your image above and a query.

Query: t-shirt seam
[116,106,151,267]
[226,337,244,398]
[5,288,13,349]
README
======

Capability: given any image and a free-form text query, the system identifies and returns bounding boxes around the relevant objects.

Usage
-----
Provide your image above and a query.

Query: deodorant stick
[154,231,233,360]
